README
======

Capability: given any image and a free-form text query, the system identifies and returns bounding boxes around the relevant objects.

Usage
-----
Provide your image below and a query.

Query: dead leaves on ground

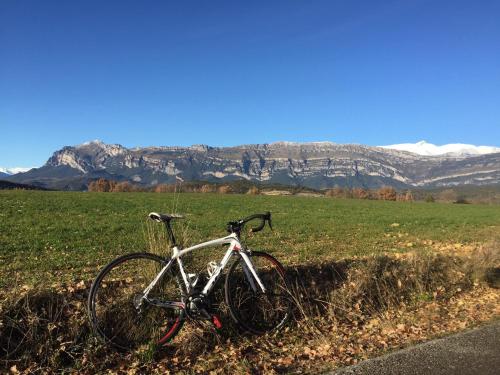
[157,285,499,374]
[2,273,499,374]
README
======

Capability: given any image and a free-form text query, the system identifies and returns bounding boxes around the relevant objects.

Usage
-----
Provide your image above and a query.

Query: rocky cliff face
[8,140,500,190]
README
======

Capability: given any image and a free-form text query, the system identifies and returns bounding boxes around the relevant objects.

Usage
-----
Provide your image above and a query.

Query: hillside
[0,180,48,190]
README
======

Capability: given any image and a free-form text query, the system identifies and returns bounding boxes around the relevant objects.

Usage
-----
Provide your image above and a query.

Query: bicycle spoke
[226,251,292,334]
[88,253,185,351]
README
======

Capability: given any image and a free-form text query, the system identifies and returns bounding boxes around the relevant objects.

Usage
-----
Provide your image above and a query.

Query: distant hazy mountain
[0,167,34,175]
[381,141,500,157]
[6,140,500,190]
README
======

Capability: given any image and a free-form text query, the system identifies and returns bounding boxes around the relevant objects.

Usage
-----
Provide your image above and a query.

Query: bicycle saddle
[148,212,185,223]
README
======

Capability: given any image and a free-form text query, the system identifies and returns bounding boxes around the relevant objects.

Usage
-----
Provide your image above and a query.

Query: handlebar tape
[244,212,271,233]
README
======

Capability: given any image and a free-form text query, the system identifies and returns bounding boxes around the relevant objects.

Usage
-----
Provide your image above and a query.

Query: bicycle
[87,211,292,351]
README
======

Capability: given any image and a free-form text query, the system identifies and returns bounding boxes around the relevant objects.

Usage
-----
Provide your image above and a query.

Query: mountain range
[4,140,500,190]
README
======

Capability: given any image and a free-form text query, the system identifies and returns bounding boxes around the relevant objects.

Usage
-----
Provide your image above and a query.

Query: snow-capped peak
[380,141,500,156]
[0,167,35,175]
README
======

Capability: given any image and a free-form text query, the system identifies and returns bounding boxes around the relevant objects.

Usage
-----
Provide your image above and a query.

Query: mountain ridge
[6,140,500,190]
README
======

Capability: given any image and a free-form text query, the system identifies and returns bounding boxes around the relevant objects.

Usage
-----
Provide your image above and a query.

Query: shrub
[454,196,470,204]
[398,190,414,201]
[87,180,98,192]
[352,188,369,199]
[217,185,232,194]
[246,186,259,195]
[200,184,216,193]
[325,187,347,198]
[111,181,134,192]
[154,184,175,193]
[438,189,458,202]
[88,178,115,192]
[377,186,397,201]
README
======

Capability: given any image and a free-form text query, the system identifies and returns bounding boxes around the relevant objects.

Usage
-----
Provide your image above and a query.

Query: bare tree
[377,186,397,201]
[200,184,216,193]
[352,187,369,199]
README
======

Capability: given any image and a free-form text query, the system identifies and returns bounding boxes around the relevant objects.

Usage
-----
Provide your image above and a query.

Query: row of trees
[153,183,235,194]
[87,178,238,194]
[88,178,413,201]
[87,178,467,203]
[88,180,414,202]
[325,187,472,203]
[87,179,139,192]
[325,186,414,201]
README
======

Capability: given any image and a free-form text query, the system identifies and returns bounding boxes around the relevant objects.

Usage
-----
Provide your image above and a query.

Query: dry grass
[0,283,90,370]
[467,240,500,288]
[1,247,499,373]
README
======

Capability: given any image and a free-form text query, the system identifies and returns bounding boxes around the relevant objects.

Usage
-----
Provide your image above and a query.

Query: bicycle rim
[225,251,292,334]
[88,253,185,351]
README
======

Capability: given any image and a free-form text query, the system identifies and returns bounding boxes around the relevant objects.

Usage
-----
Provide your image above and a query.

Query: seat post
[164,220,177,247]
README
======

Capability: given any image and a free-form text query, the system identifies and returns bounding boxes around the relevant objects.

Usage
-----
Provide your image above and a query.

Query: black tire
[87,252,185,351]
[225,251,292,334]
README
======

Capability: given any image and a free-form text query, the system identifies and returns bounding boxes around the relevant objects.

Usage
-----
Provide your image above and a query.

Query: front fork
[238,250,267,294]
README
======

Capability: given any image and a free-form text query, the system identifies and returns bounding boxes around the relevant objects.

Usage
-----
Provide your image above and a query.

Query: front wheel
[87,252,185,351]
[225,251,292,334]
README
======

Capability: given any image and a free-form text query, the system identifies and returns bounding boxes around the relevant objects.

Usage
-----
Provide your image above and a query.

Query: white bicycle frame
[141,232,266,306]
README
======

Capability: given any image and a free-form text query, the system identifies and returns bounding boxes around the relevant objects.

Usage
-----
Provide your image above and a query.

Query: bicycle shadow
[154,259,352,362]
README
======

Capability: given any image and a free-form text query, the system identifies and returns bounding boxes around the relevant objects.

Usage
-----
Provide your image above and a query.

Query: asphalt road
[330,321,500,375]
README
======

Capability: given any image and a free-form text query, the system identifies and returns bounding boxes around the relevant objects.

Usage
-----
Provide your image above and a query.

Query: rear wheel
[87,253,185,351]
[225,251,292,334]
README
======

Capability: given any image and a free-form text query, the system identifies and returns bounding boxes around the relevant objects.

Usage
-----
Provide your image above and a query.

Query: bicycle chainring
[185,293,212,320]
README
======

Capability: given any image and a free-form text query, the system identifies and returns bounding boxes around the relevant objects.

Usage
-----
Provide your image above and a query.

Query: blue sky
[1,0,499,167]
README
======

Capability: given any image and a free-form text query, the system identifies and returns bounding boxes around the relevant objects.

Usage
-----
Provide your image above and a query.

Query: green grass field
[1,190,500,289]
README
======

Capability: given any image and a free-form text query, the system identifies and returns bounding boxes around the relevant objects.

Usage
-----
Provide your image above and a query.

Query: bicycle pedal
[211,315,222,329]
